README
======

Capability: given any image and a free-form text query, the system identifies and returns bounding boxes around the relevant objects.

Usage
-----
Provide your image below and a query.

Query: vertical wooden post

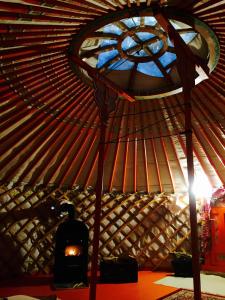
[154,12,203,299]
[89,117,106,300]
[184,92,201,300]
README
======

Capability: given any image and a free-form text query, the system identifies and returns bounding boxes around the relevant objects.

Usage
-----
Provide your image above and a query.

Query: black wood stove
[53,204,88,288]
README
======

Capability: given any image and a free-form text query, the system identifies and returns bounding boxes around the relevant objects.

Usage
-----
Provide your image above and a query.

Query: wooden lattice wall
[0,184,192,280]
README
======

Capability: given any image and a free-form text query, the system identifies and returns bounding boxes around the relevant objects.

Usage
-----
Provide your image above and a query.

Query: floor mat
[155,274,225,296]
[157,289,225,300]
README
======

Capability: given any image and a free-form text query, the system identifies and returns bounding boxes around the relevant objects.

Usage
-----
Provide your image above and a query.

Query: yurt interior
[0,0,225,299]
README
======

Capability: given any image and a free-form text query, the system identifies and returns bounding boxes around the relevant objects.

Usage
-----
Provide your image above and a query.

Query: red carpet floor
[0,271,177,300]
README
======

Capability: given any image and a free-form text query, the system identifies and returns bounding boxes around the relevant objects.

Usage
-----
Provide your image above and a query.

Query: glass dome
[71,11,219,99]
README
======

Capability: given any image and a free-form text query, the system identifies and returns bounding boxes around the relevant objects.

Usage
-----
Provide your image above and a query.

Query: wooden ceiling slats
[171,94,211,178]
[0,57,69,82]
[152,133,162,192]
[0,102,73,178]
[0,37,72,48]
[51,106,99,186]
[209,70,225,87]
[19,0,108,14]
[194,1,225,15]
[0,32,72,40]
[89,0,117,10]
[0,51,65,67]
[28,116,97,185]
[143,101,162,192]
[6,71,72,113]
[191,90,225,166]
[102,100,125,190]
[0,24,78,33]
[200,13,225,22]
[0,3,97,20]
[201,84,225,122]
[207,73,225,102]
[3,65,73,94]
[147,100,169,192]
[0,80,12,95]
[0,44,68,60]
[26,110,97,186]
[15,86,92,185]
[62,127,99,187]
[7,67,73,98]
[137,102,149,193]
[72,133,100,188]
[33,93,98,187]
[196,84,225,136]
[0,11,85,25]
[0,0,224,192]
[125,113,140,194]
[48,0,111,13]
[122,136,130,192]
[132,105,138,192]
[102,100,124,190]
[139,101,156,194]
[157,98,186,192]
[130,103,143,192]
[0,78,85,158]
[0,105,36,137]
[110,100,131,191]
[111,0,125,9]
[152,100,175,192]
[1,53,67,74]
[214,65,225,83]
[191,126,225,186]
[114,101,130,192]
[174,94,225,186]
[0,103,34,131]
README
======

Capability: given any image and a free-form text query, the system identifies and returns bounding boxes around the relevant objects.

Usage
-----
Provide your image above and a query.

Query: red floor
[0,271,177,300]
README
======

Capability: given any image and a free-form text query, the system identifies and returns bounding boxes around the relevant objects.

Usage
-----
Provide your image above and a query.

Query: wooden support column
[89,82,117,300]
[184,92,201,300]
[154,10,210,300]
[69,53,126,300]
[89,115,106,300]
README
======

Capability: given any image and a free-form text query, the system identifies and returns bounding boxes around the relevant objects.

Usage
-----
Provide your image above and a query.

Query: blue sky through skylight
[122,36,137,51]
[101,39,118,47]
[97,50,119,68]
[136,32,155,41]
[96,16,197,77]
[103,24,122,35]
[159,52,176,67]
[137,62,163,77]
[148,40,163,54]
[180,32,197,43]
[144,17,157,26]
[122,17,140,28]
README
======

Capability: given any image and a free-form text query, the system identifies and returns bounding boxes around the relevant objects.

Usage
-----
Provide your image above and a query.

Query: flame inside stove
[65,245,82,256]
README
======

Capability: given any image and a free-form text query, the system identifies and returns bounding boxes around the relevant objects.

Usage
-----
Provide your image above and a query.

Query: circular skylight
[70,10,219,99]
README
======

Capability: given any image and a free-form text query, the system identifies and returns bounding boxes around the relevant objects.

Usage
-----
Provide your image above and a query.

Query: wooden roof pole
[184,92,201,300]
[89,83,118,300]
[68,54,133,300]
[69,54,135,103]
[89,107,106,300]
[155,10,209,300]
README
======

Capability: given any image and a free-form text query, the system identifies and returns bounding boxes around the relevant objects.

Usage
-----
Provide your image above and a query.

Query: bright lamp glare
[192,174,212,199]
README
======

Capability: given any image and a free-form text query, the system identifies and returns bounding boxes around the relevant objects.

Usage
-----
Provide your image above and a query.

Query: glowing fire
[65,245,82,256]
